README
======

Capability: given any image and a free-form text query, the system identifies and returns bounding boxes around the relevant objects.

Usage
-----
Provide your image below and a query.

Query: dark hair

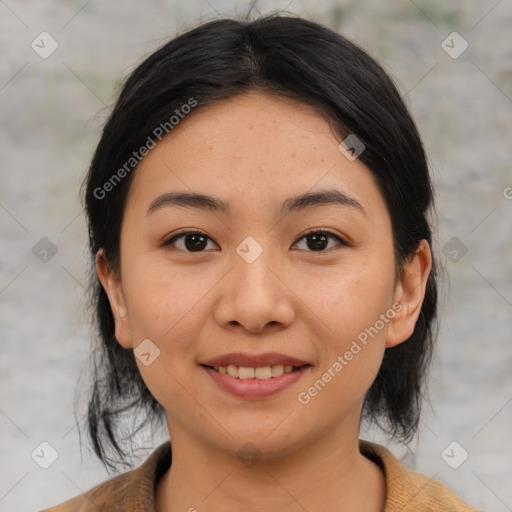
[81,12,438,470]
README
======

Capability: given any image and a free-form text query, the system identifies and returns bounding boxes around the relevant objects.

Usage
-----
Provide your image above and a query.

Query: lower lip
[202,365,311,400]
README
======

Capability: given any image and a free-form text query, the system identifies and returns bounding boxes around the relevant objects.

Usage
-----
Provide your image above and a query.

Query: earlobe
[386,240,432,348]
[95,249,133,349]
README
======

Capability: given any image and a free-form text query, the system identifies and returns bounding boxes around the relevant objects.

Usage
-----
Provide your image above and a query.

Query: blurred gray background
[1,1,511,511]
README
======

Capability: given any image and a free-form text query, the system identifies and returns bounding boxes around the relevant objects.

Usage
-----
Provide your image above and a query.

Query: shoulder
[40,441,172,512]
[40,471,135,512]
[359,440,484,511]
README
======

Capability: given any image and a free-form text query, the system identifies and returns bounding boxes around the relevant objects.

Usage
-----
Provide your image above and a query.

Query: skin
[97,90,432,512]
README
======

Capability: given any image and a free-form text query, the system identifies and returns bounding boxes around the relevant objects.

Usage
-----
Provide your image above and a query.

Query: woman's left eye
[163,229,346,253]
[293,230,347,252]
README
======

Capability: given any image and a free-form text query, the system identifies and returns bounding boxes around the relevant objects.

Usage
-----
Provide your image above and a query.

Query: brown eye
[164,230,218,252]
[293,230,347,252]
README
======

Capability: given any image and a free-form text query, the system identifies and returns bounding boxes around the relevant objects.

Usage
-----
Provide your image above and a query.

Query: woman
[43,13,481,512]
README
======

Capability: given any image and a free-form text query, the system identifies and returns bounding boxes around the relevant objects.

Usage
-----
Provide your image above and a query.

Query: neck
[155,417,386,512]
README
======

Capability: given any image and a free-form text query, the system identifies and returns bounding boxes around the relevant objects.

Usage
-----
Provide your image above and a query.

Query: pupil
[308,234,327,251]
[185,234,207,251]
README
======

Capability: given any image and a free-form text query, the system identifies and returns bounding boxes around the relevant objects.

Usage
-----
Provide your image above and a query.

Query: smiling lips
[200,352,311,399]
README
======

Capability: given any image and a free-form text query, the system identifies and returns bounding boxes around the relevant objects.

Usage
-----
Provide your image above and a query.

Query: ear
[386,239,432,348]
[95,249,133,349]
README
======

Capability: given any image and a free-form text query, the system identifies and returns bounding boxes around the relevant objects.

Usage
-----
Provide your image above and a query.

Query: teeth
[227,365,238,378]
[271,364,284,377]
[255,366,272,379]
[212,364,301,379]
[239,366,255,379]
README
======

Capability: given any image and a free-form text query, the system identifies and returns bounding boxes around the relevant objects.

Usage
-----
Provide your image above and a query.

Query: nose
[213,246,296,334]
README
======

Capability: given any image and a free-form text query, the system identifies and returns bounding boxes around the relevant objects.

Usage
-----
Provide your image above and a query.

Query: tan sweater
[41,440,483,511]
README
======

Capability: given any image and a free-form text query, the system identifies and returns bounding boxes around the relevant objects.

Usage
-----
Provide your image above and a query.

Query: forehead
[162,91,336,168]
[124,90,387,220]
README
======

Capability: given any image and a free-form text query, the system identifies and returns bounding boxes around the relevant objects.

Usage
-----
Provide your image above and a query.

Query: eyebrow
[146,188,365,217]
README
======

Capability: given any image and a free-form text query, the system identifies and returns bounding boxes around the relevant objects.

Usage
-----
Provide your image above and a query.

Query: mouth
[199,354,312,399]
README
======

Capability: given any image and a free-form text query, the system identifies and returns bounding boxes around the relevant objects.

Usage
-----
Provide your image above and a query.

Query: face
[97,90,431,460]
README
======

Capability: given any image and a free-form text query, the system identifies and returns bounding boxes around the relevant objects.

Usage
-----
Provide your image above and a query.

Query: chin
[214,421,308,460]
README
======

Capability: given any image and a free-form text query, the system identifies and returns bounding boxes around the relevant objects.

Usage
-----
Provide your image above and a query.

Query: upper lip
[201,352,311,368]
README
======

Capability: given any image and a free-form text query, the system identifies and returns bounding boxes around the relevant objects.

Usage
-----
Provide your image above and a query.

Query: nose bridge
[232,234,278,300]
[213,234,295,332]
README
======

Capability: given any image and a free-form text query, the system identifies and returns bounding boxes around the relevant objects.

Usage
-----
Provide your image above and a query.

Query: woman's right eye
[163,230,219,252]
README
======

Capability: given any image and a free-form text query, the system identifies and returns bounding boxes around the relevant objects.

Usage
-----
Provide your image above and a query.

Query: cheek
[122,260,205,407]
[296,279,394,420]
[301,253,396,349]
[134,354,204,432]
[122,254,208,342]
[298,253,396,401]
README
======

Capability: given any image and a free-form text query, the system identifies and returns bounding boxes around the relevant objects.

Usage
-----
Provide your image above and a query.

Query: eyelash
[163,228,348,253]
